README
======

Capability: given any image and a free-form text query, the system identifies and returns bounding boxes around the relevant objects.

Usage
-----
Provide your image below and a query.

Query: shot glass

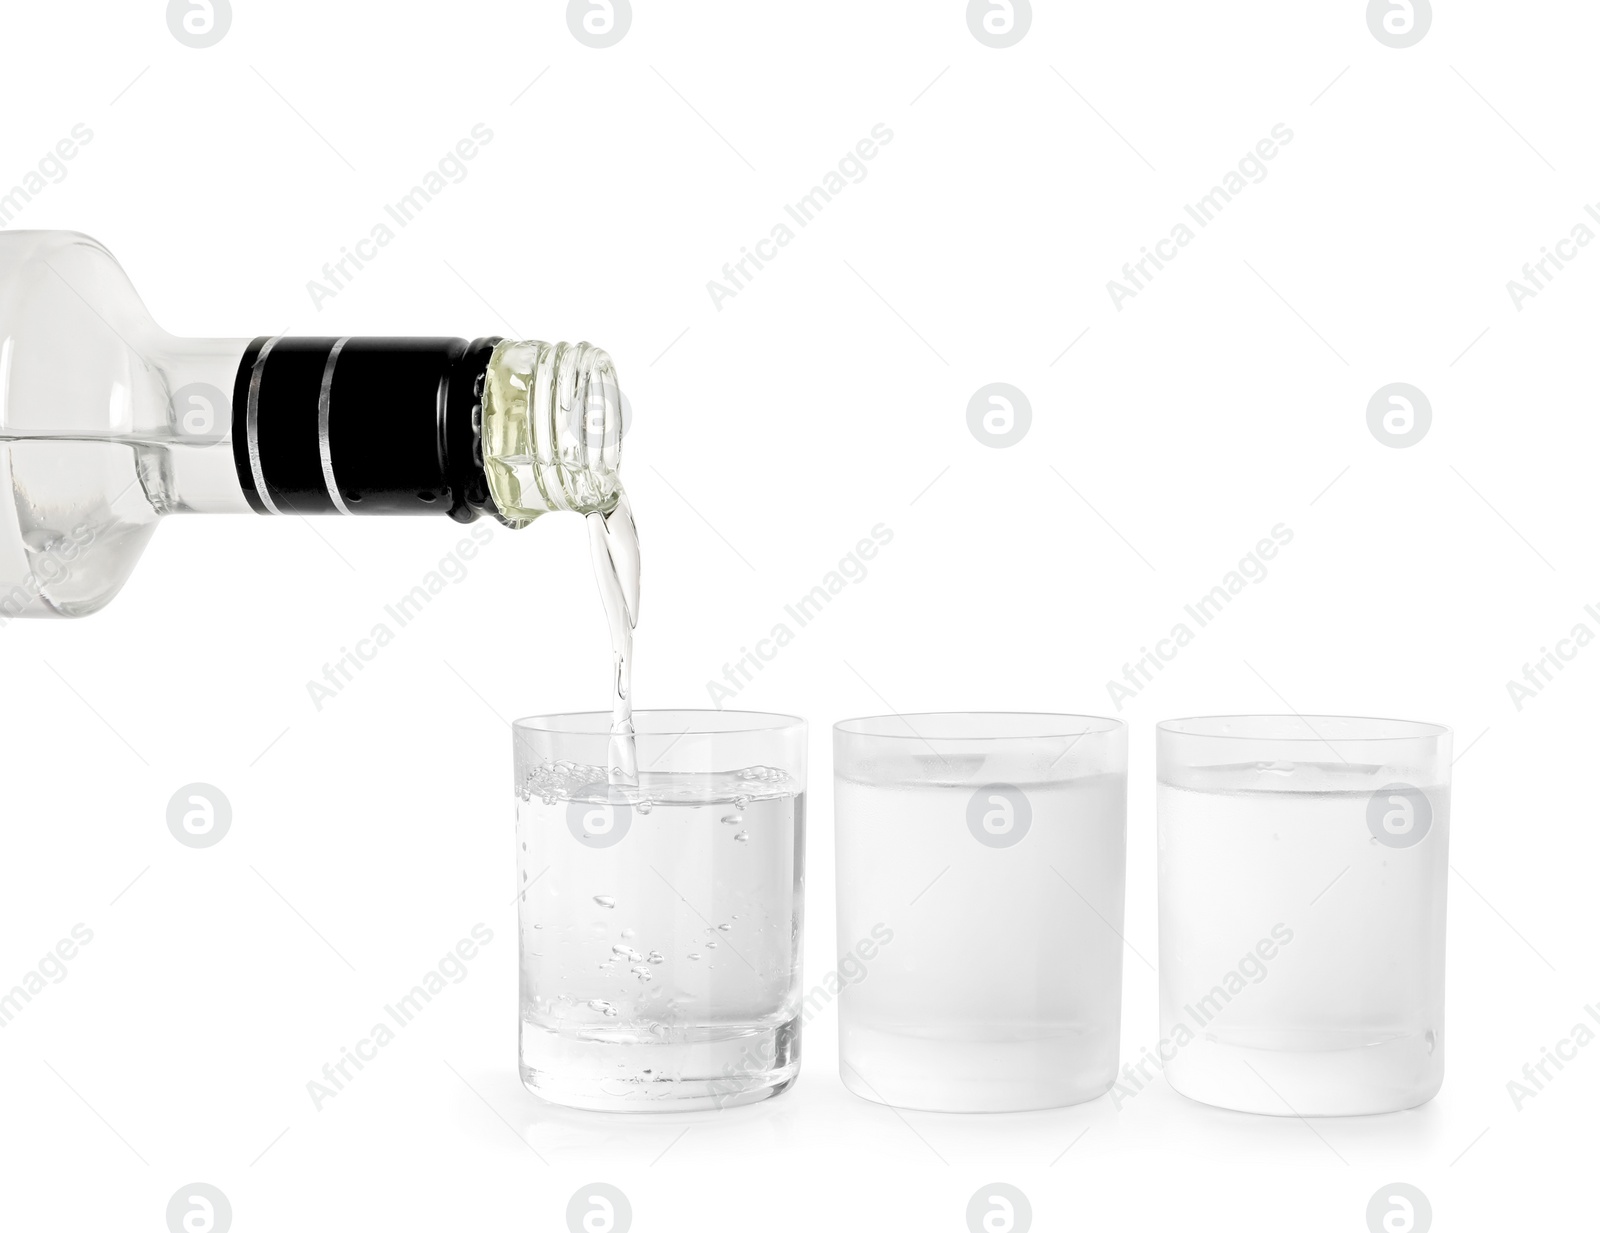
[834,713,1128,1112]
[515,710,806,1111]
[1156,715,1451,1116]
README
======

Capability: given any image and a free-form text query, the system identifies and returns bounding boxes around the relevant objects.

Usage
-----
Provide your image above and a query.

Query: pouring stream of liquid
[586,491,641,784]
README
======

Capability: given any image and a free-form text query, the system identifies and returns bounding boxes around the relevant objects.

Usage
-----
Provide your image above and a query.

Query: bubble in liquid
[630,965,652,982]
[636,800,654,815]
[646,950,664,964]
[1425,1030,1437,1055]
[687,953,701,961]
[717,923,732,932]
[532,923,543,930]
[588,999,619,1017]
[721,814,743,826]
[594,895,616,908]
[734,796,750,811]
[734,831,750,843]
[705,940,718,949]
[621,927,636,938]
[612,944,643,962]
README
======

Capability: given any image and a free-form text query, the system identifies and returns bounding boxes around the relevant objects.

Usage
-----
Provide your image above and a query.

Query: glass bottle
[0,230,625,619]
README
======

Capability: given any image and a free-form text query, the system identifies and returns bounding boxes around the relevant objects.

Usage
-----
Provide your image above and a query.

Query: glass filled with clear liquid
[833,713,1129,1112]
[515,710,806,1111]
[1156,714,1452,1116]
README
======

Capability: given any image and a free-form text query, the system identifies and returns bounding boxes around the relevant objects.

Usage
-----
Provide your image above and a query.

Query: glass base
[521,1018,800,1112]
[839,1024,1117,1112]
[1164,1030,1443,1116]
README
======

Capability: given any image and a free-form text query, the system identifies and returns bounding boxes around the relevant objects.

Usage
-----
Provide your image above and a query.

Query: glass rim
[1157,713,1451,742]
[834,711,1124,742]
[514,709,805,737]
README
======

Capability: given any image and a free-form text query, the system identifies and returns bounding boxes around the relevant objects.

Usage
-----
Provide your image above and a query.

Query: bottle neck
[231,335,502,522]
[479,339,625,525]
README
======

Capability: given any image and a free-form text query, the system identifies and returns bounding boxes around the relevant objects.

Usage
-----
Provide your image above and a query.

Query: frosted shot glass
[1157,715,1451,1116]
[515,710,806,1112]
[834,713,1128,1112]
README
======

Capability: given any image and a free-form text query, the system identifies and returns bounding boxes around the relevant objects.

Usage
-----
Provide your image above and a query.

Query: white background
[2,1,1597,1229]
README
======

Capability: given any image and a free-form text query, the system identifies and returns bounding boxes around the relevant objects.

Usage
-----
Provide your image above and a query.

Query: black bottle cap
[231,335,503,523]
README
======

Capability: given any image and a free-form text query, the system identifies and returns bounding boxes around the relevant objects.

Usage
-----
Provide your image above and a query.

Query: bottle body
[0,231,624,620]
[0,231,251,617]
